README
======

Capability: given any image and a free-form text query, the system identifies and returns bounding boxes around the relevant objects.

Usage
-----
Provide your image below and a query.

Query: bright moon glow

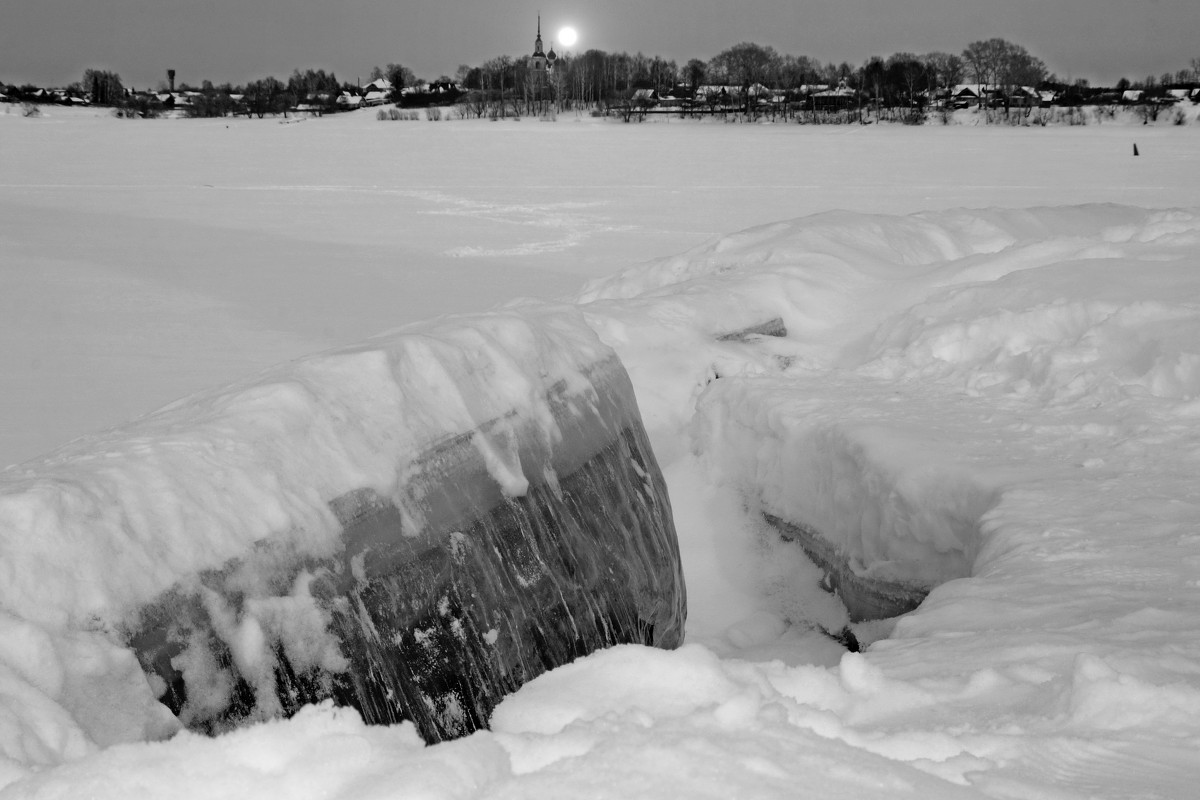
[558,27,578,47]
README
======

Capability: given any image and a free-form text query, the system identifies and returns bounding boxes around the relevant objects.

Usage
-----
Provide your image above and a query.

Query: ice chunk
[1,305,685,743]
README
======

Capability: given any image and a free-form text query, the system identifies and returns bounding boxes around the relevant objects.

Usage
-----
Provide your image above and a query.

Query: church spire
[533,13,545,57]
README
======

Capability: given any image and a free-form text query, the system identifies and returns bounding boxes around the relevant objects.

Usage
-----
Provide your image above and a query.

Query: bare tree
[962,38,1045,119]
[384,63,414,102]
[82,69,125,106]
[962,39,1004,93]
[709,42,781,113]
[923,52,963,100]
[886,52,927,108]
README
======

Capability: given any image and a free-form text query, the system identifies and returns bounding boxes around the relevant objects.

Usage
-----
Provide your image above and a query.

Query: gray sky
[3,0,1197,89]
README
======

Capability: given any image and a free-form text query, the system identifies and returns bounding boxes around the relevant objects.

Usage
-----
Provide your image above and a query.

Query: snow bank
[580,204,1200,594]
[0,304,684,774]
[570,203,1200,796]
[1,306,612,629]
[5,202,1200,799]
[1,702,509,800]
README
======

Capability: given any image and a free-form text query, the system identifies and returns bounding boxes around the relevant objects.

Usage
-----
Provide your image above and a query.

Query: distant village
[4,32,1199,123]
[0,69,457,119]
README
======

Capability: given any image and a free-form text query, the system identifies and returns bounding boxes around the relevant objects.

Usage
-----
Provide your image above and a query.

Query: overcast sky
[3,0,1197,89]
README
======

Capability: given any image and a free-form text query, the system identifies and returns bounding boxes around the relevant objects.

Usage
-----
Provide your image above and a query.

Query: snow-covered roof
[364,78,392,93]
[813,86,855,97]
[1122,89,1144,102]
[951,83,996,98]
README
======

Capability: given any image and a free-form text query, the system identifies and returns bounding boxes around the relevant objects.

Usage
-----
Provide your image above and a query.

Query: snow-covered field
[2,105,1200,798]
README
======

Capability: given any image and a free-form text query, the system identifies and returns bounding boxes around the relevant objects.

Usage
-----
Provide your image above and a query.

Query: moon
[558,26,578,47]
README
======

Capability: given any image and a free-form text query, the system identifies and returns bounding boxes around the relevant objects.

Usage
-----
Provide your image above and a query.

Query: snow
[3,105,1200,798]
[0,305,608,629]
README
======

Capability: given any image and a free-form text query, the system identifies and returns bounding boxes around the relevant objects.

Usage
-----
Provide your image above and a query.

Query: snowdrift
[4,202,1200,799]
[0,306,684,753]
[579,204,1200,625]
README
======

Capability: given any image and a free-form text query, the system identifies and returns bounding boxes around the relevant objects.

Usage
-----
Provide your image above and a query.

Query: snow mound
[0,305,685,775]
[578,205,1200,593]
[569,203,1200,797]
[5,203,1200,799]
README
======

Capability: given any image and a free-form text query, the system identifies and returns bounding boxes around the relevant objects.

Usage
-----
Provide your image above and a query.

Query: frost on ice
[0,304,685,750]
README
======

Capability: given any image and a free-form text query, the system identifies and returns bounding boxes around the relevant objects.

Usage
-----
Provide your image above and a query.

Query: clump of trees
[80,69,125,105]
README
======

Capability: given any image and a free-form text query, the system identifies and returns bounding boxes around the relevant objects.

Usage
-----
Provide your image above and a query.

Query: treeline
[2,67,359,118]
[443,40,1031,120]
[5,44,1199,120]
[451,40,1200,118]
[14,64,458,118]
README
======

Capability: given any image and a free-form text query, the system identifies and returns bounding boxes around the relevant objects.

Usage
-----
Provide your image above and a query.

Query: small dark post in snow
[1133,143,1139,156]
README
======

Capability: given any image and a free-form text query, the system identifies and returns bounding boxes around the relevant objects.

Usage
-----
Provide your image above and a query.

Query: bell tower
[530,15,547,77]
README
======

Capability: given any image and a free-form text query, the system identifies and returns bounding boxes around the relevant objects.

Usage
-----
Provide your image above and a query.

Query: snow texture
[3,108,1200,799]
[0,301,689,750]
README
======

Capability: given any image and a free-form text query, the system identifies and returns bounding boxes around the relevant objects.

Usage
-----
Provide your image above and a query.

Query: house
[1004,86,1044,107]
[695,85,737,105]
[742,83,784,105]
[363,78,391,94]
[656,90,684,109]
[949,84,994,107]
[1121,89,1144,103]
[1167,88,1191,103]
[811,81,856,110]
[336,91,363,109]
[631,88,659,105]
[362,78,392,106]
